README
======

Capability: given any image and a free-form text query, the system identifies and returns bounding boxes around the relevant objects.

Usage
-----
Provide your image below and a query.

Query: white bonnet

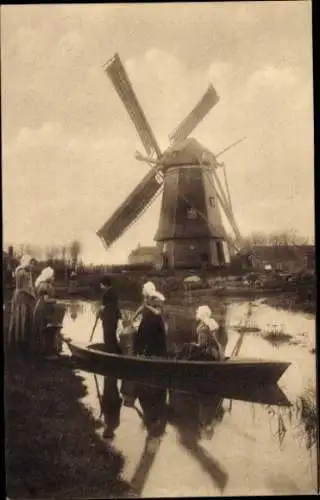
[143,281,165,302]
[142,281,156,297]
[35,266,54,288]
[196,305,219,331]
[19,254,33,268]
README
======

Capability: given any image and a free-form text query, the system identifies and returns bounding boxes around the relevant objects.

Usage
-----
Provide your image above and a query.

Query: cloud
[248,65,297,91]
[2,3,314,263]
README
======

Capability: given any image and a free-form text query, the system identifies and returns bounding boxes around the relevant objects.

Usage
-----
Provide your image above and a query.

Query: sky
[1,2,314,264]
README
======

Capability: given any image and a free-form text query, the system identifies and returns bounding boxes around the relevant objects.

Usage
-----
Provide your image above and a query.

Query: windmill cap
[161,138,216,167]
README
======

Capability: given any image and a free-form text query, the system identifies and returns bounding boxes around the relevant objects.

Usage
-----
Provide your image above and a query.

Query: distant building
[237,245,315,273]
[128,244,161,267]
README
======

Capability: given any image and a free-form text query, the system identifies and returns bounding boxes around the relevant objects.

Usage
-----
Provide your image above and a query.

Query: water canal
[61,298,317,496]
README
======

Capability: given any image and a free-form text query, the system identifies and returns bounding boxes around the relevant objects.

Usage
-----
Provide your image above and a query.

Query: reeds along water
[263,384,317,451]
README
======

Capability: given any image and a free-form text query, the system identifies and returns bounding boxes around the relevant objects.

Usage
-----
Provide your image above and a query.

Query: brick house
[128,245,162,267]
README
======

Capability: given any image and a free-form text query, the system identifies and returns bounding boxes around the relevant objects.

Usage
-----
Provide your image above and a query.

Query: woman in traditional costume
[8,254,36,351]
[133,286,167,358]
[120,283,167,407]
[131,281,156,326]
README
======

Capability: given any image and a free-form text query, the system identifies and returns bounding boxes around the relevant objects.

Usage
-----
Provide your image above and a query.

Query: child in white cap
[193,305,224,360]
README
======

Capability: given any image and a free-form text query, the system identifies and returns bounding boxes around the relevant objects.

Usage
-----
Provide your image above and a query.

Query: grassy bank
[4,352,134,499]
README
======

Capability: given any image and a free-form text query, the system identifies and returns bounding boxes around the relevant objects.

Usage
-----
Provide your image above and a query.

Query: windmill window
[209,196,215,207]
[187,208,197,219]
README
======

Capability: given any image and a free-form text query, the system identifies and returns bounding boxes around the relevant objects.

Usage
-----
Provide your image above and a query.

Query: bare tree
[268,229,309,246]
[60,245,68,263]
[69,240,82,268]
[243,231,269,248]
[17,243,26,257]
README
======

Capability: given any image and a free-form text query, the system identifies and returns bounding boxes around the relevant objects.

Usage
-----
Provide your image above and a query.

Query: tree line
[5,229,313,271]
[6,240,83,269]
[231,229,311,249]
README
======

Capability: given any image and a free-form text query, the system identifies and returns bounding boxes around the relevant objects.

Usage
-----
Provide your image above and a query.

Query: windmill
[97,53,244,270]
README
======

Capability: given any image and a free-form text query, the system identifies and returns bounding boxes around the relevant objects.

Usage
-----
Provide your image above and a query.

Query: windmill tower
[97,54,243,270]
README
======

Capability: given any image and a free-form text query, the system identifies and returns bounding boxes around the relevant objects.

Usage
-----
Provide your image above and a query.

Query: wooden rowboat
[65,340,290,387]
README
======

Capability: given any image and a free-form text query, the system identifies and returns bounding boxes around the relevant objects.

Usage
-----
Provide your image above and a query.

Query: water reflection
[114,382,168,496]
[116,380,229,495]
[93,377,315,496]
[168,391,228,492]
[68,301,84,321]
[100,377,122,440]
[61,298,317,495]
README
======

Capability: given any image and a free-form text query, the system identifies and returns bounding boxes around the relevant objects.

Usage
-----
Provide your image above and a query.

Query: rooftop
[128,245,160,257]
[161,138,216,167]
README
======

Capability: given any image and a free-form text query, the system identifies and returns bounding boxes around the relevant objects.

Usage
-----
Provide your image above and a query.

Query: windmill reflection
[167,391,229,492]
[128,384,167,496]
[127,383,229,495]
[95,373,294,496]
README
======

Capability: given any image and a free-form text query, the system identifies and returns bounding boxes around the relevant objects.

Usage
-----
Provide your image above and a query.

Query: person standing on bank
[99,276,122,353]
[32,266,56,355]
[8,254,36,351]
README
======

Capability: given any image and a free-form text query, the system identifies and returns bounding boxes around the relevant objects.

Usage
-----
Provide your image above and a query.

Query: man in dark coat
[99,276,122,353]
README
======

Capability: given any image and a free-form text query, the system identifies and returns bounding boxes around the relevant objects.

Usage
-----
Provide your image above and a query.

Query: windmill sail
[168,84,219,144]
[105,53,162,158]
[97,169,162,248]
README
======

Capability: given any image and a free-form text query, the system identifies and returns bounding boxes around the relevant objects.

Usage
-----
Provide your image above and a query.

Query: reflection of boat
[92,368,292,407]
[65,340,290,386]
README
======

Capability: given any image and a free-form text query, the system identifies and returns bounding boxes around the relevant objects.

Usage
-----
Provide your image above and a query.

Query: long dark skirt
[32,299,64,355]
[7,290,35,350]
[176,342,221,361]
[101,312,121,354]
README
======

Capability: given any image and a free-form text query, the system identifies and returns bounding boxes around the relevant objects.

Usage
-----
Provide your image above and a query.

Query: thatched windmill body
[98,54,243,269]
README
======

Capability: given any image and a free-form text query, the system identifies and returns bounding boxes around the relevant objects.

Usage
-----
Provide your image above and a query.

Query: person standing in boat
[191,305,224,361]
[131,281,156,326]
[32,266,57,355]
[133,286,167,358]
[7,254,36,351]
[99,276,122,353]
